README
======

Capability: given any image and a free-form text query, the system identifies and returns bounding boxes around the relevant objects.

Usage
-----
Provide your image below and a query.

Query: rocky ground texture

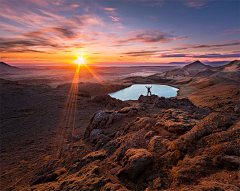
[0,60,239,190]
[17,95,240,191]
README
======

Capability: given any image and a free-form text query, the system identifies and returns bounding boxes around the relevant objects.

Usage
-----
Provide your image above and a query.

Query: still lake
[109,84,179,101]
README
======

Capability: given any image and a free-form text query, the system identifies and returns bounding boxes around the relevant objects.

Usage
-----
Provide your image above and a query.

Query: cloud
[160,53,188,57]
[22,26,80,39]
[24,0,53,7]
[104,7,117,15]
[168,61,188,65]
[222,28,240,35]
[192,52,240,58]
[117,30,174,44]
[50,4,80,12]
[175,41,240,50]
[181,0,212,8]
[109,16,120,22]
[0,37,61,53]
[124,50,158,56]
[104,8,116,11]
[1,49,48,53]
[0,3,104,31]
[71,4,79,8]
[0,6,55,29]
[51,27,78,38]
[73,14,104,26]
[174,35,189,40]
[0,21,24,33]
[159,52,240,58]
[23,31,45,38]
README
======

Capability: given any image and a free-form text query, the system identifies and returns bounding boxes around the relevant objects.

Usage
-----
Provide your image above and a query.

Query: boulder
[121,148,153,181]
[138,94,158,104]
[94,134,111,151]
[84,110,122,139]
[164,120,195,133]
[90,129,102,143]
[148,136,170,156]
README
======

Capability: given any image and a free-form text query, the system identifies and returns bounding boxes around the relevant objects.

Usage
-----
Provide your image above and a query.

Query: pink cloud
[182,0,213,8]
[174,35,189,40]
[223,28,240,35]
[104,8,116,11]
[109,16,120,22]
[104,7,117,16]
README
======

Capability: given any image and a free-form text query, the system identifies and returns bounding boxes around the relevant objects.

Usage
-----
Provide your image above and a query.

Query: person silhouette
[145,85,152,96]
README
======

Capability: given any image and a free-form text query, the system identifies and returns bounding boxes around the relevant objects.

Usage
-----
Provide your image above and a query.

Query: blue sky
[0,0,239,66]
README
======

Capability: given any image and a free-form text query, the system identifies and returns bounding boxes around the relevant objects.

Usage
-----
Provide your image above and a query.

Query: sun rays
[55,57,116,163]
[56,65,80,160]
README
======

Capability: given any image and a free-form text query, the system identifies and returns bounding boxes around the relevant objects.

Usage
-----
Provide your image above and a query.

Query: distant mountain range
[159,60,239,81]
[0,62,19,72]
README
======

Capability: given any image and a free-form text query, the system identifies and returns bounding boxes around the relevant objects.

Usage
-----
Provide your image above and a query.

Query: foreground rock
[25,93,240,190]
[120,148,153,181]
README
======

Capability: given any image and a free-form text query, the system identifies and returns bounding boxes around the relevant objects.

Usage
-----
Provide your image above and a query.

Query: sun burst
[75,55,85,66]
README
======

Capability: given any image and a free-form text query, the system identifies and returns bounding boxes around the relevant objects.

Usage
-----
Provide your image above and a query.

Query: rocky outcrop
[170,113,231,151]
[84,110,125,139]
[27,101,240,191]
[148,136,170,155]
[91,95,130,108]
[138,94,158,103]
[84,105,144,139]
[120,148,153,181]
[154,97,196,109]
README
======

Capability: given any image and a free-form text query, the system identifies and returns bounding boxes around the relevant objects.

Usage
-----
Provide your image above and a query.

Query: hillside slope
[0,62,19,72]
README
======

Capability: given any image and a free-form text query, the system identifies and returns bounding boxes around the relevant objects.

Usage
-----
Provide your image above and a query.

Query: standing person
[145,85,152,96]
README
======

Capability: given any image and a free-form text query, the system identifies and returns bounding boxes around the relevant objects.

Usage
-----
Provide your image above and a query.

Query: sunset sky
[0,0,239,66]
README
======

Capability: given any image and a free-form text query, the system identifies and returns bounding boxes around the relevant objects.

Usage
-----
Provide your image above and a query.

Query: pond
[109,84,179,101]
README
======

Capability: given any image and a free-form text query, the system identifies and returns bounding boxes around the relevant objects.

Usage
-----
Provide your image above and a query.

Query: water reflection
[109,84,178,101]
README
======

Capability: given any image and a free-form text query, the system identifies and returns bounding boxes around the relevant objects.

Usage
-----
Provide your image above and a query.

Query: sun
[75,55,85,66]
